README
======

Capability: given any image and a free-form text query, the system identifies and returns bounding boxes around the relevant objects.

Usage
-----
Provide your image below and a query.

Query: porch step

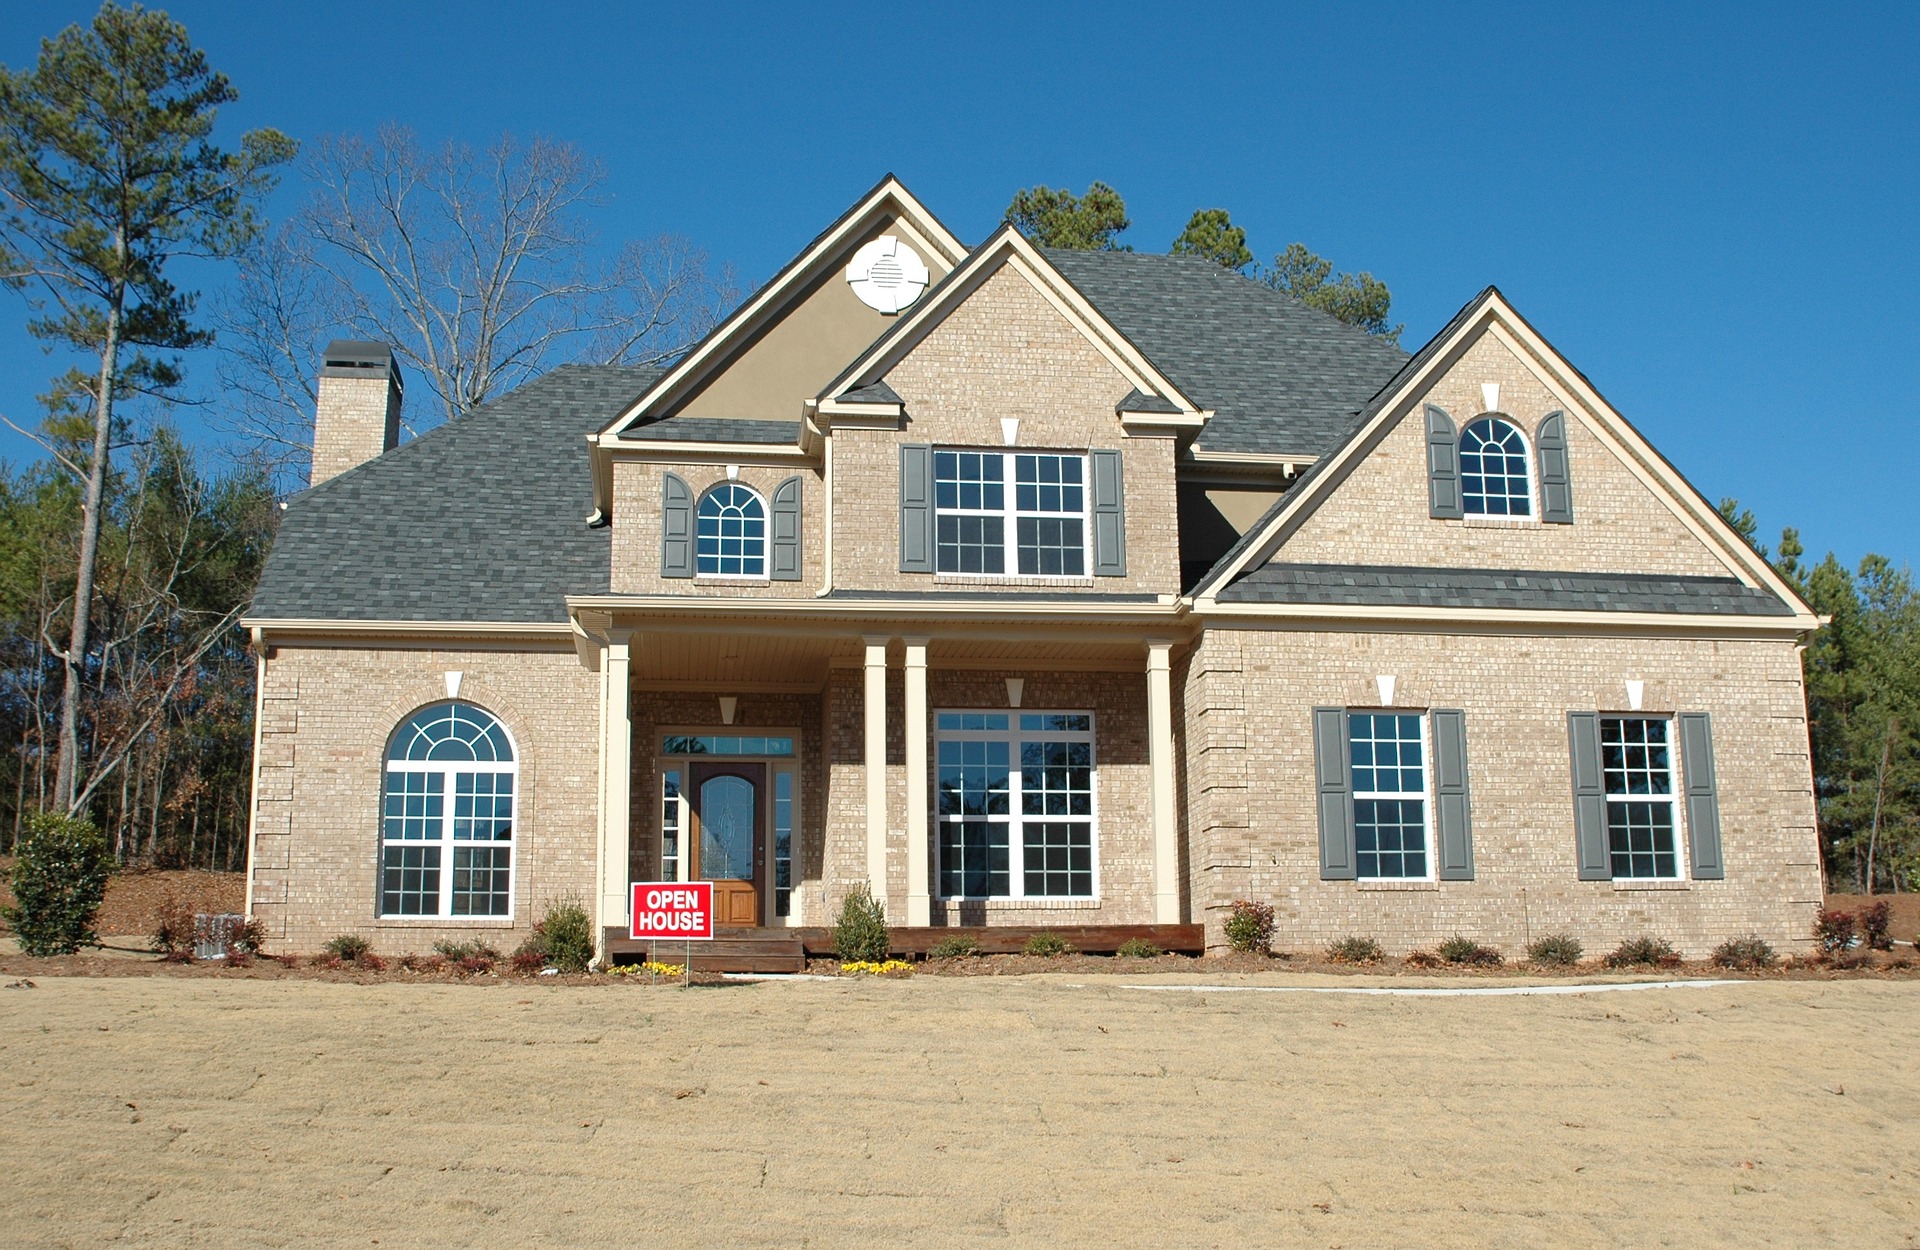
[792,923,1205,958]
[605,927,807,974]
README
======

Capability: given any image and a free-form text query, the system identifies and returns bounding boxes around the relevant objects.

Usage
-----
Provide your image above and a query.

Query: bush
[431,938,499,962]
[1603,936,1681,969]
[325,934,373,963]
[226,916,266,957]
[1860,901,1893,951]
[151,892,199,963]
[1710,935,1777,970]
[514,898,595,974]
[1326,935,1383,964]
[926,934,980,960]
[1527,933,1584,967]
[1115,937,1162,959]
[1224,899,1276,954]
[510,949,548,974]
[1023,932,1073,958]
[1436,935,1503,966]
[1404,949,1443,968]
[1813,909,1856,956]
[3,812,111,956]
[831,882,890,964]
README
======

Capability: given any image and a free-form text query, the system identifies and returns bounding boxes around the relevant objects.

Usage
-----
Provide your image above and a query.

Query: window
[660,769,683,882]
[773,771,794,918]
[935,711,1095,899]
[1601,717,1679,879]
[934,451,1086,576]
[381,702,516,918]
[696,483,766,576]
[661,734,794,756]
[1349,712,1430,879]
[1459,417,1533,517]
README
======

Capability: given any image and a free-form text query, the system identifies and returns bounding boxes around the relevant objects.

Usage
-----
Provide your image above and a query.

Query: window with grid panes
[935,712,1094,899]
[380,703,516,918]
[1459,417,1534,517]
[934,451,1087,576]
[1349,712,1430,879]
[1601,717,1679,879]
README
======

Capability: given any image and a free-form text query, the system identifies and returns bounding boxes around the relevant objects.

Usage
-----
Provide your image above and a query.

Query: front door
[690,762,765,927]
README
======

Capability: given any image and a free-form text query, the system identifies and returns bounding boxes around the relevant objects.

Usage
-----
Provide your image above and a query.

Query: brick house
[243,176,1824,964]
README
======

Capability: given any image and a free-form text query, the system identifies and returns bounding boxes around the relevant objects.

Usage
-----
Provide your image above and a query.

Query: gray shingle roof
[250,364,660,624]
[1044,249,1409,456]
[1219,563,1794,616]
[625,416,800,444]
[839,380,903,405]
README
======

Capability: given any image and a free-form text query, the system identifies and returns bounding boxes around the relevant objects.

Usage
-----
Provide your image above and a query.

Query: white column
[903,637,930,926]
[596,633,633,962]
[1146,641,1180,924]
[863,635,890,901]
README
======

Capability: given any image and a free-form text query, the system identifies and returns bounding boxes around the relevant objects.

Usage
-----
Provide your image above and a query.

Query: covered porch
[569,595,1195,962]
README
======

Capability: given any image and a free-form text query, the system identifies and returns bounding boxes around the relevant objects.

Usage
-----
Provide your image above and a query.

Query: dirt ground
[0,861,244,936]
[1,973,1915,1249]
[1826,892,1920,943]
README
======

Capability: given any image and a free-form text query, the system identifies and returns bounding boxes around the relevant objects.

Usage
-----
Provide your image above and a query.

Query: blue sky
[2,1,1914,568]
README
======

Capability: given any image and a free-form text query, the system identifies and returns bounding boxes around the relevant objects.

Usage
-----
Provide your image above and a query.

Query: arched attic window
[697,482,767,577]
[1459,417,1534,518]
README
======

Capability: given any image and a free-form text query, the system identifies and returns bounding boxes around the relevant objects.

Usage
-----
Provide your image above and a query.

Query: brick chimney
[310,340,403,486]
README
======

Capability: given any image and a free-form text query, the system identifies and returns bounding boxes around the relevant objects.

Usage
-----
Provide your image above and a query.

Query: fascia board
[599,438,816,463]
[565,592,1188,628]
[602,177,965,439]
[1193,598,1821,637]
[244,618,576,643]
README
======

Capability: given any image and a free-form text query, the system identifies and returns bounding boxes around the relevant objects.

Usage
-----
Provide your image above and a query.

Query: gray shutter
[1314,707,1355,880]
[1536,411,1574,524]
[899,443,933,573]
[770,475,802,581]
[1091,448,1127,577]
[1427,405,1462,519]
[1432,708,1473,881]
[1678,712,1725,879]
[1568,712,1610,880]
[660,472,694,579]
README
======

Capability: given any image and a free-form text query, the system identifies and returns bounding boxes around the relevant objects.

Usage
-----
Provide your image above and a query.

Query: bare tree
[218,126,735,483]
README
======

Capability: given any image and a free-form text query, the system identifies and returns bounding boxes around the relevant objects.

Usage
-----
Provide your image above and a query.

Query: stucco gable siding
[831,261,1181,596]
[1271,331,1731,578]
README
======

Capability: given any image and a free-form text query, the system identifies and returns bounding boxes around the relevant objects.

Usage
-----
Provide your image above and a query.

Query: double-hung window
[1600,717,1679,879]
[935,712,1095,899]
[934,450,1087,576]
[381,702,517,918]
[1349,712,1431,879]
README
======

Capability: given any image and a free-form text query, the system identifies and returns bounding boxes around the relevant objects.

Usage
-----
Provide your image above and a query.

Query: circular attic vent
[845,235,929,314]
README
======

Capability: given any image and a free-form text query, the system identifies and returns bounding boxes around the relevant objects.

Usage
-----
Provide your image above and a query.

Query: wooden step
[606,928,807,974]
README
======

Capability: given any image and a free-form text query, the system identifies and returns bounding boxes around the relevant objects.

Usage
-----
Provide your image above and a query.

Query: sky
[1,1,1915,569]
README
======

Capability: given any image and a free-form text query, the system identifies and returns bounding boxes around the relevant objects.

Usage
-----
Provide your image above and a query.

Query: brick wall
[1180,626,1823,957]
[1275,330,1734,577]
[249,643,600,955]
[610,460,825,596]
[310,374,397,487]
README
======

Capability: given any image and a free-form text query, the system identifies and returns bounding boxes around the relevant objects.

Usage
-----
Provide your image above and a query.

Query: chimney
[310,340,403,486]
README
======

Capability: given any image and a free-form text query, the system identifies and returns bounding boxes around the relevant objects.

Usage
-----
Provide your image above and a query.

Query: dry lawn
[1,972,1916,1249]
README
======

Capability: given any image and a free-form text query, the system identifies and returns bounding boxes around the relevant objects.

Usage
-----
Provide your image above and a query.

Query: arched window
[697,483,767,576]
[1459,417,1533,517]
[380,702,517,918]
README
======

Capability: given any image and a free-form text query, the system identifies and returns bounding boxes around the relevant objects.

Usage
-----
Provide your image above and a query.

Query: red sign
[630,882,714,941]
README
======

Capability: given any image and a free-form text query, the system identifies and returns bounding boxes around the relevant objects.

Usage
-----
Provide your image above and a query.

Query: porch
[603,923,1208,973]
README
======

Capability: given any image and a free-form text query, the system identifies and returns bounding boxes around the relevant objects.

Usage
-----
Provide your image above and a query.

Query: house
[242,176,1824,965]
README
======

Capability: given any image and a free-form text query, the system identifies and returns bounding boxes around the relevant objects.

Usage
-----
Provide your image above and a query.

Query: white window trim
[1459,414,1540,524]
[379,710,519,922]
[1349,708,1435,883]
[933,709,1101,902]
[694,481,771,580]
[1600,713,1689,882]
[934,449,1092,581]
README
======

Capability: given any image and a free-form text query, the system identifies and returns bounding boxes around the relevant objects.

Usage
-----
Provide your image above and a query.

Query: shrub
[510,949,548,975]
[4,812,110,956]
[1023,932,1074,957]
[1527,933,1584,967]
[831,882,890,964]
[1115,937,1162,959]
[151,893,200,963]
[926,934,981,960]
[226,916,266,957]
[1813,909,1856,956]
[1404,949,1443,968]
[1224,899,1276,954]
[325,934,373,963]
[1710,935,1777,970]
[1326,935,1383,964]
[514,898,594,974]
[432,938,499,962]
[357,952,388,972]
[1603,936,1682,969]
[1860,901,1893,951]
[1436,935,1504,966]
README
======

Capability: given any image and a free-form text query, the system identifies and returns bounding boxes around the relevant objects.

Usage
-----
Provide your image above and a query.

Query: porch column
[1146,641,1180,924]
[903,637,930,926]
[596,632,633,962]
[863,635,890,902]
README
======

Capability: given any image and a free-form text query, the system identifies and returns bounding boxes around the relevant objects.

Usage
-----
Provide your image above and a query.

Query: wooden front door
[690,762,765,927]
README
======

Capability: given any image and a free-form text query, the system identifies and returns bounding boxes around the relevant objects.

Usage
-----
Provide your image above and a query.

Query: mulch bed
[0,862,245,937]
[1824,893,1920,944]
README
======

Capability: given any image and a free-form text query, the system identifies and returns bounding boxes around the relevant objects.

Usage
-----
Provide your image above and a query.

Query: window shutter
[1091,448,1127,577]
[1536,411,1574,524]
[1432,708,1474,881]
[1678,712,1725,879]
[1567,712,1610,880]
[770,475,802,581]
[899,443,933,573]
[1313,707,1355,880]
[1427,405,1463,519]
[660,472,694,579]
